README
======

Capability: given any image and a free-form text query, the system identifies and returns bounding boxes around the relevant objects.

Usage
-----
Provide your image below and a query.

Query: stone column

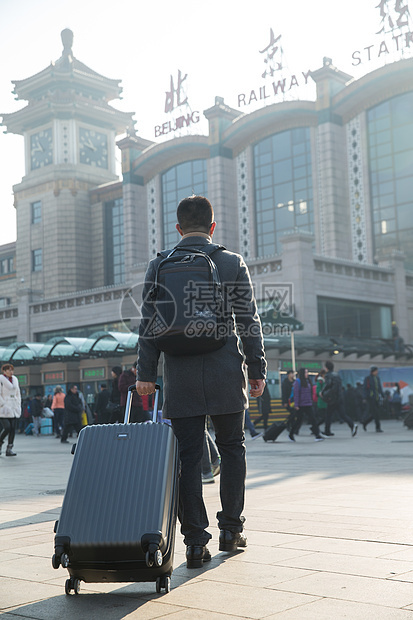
[204,97,240,250]
[280,232,318,335]
[17,289,31,342]
[390,251,409,342]
[311,59,353,259]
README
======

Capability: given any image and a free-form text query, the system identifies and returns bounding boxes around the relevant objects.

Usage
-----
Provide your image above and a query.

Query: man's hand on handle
[249,379,265,398]
[136,381,156,396]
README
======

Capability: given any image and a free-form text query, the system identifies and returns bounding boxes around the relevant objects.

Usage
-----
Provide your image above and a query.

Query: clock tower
[1,29,135,298]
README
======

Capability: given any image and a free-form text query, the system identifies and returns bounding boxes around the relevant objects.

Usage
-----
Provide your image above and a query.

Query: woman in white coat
[0,363,21,456]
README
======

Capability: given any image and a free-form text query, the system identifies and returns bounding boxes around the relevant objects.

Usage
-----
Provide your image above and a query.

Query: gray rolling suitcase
[52,384,179,595]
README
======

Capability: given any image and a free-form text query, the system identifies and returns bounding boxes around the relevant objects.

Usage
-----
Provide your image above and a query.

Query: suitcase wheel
[156,575,171,594]
[65,578,81,595]
[145,549,163,568]
[61,553,70,568]
[51,554,60,569]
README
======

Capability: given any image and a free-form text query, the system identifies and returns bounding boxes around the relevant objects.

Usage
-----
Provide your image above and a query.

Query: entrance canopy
[0,332,139,365]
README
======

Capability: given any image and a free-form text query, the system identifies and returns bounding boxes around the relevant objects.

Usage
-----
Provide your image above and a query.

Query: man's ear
[176,223,184,236]
[210,222,216,236]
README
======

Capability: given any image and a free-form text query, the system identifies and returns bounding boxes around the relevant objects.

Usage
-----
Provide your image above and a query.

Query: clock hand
[32,144,43,153]
[85,140,97,152]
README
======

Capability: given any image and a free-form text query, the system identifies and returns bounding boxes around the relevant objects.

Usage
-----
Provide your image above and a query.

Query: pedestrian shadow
[2,555,232,619]
[0,508,61,531]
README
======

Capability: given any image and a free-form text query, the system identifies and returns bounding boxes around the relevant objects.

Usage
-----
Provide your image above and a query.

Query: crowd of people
[0,361,157,456]
[0,360,407,457]
[268,362,405,440]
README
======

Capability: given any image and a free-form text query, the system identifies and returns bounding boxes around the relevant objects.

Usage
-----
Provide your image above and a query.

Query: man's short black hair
[177,195,214,233]
[286,370,294,376]
[325,360,334,372]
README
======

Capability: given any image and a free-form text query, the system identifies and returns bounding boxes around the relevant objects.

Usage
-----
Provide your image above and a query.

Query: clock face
[79,128,108,168]
[30,128,53,170]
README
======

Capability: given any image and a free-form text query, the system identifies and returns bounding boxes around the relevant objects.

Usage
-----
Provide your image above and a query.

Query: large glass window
[318,297,392,339]
[32,249,42,272]
[254,127,314,257]
[367,92,413,270]
[161,160,208,248]
[104,198,125,285]
[31,201,41,224]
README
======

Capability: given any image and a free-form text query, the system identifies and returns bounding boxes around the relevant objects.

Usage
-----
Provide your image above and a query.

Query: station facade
[1,31,413,397]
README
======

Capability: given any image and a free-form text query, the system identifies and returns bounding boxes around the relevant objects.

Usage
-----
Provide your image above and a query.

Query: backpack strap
[151,244,225,300]
[158,243,225,259]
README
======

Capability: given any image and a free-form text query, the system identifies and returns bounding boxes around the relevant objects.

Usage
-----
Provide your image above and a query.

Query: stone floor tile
[380,548,413,561]
[246,531,309,547]
[388,571,413,583]
[0,554,58,582]
[264,598,413,619]
[160,580,319,618]
[175,556,316,588]
[277,551,413,579]
[10,541,55,559]
[280,537,407,558]
[274,571,413,607]
[166,610,242,619]
[0,577,63,610]
[5,596,185,619]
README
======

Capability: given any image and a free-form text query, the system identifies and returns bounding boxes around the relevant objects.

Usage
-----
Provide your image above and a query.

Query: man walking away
[136,195,266,569]
[321,361,358,437]
[363,366,384,432]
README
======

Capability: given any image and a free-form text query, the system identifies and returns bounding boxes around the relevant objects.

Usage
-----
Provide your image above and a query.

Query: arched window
[161,160,208,248]
[367,91,413,270]
[254,127,313,257]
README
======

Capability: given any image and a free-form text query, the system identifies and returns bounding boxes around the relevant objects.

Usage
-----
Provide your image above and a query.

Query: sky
[1,0,411,245]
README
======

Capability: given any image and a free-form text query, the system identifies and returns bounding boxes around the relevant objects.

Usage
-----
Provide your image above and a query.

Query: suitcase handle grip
[124,384,161,424]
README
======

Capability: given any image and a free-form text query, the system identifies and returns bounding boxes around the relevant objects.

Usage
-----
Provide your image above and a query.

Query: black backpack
[146,244,228,356]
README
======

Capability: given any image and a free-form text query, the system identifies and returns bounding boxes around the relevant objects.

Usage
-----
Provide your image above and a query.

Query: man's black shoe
[376,428,383,433]
[186,545,211,569]
[323,432,334,436]
[219,530,247,552]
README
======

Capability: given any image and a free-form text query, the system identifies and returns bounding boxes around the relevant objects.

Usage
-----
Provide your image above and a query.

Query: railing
[314,256,393,282]
[30,285,128,314]
[0,307,18,320]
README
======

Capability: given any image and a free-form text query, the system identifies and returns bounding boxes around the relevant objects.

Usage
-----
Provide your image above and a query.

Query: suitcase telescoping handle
[124,384,161,424]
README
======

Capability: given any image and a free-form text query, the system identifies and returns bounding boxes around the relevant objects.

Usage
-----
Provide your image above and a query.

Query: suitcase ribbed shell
[56,423,178,564]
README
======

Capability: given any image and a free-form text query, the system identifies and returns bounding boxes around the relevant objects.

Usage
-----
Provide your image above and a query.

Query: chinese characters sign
[259,28,283,77]
[82,368,105,380]
[154,70,200,138]
[351,0,413,66]
[237,27,311,108]
[43,371,65,383]
[376,0,410,34]
[164,70,188,113]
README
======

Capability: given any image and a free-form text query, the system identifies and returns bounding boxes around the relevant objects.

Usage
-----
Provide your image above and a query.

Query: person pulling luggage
[136,195,266,568]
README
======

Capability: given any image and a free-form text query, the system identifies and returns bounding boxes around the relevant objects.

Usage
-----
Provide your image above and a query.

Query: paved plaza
[1,419,413,619]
